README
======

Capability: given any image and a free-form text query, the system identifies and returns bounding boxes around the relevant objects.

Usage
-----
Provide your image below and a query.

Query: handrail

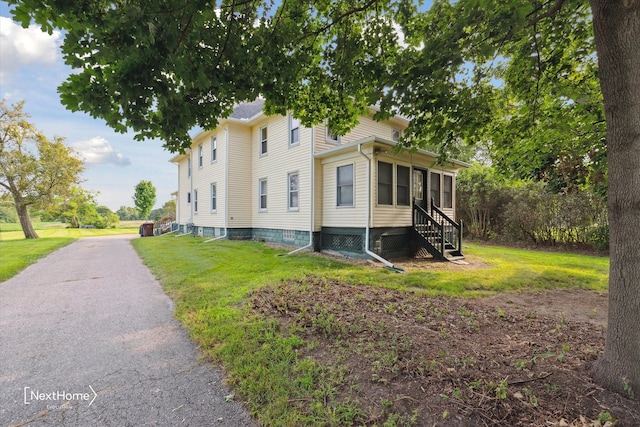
[413,202,444,255]
[430,198,462,253]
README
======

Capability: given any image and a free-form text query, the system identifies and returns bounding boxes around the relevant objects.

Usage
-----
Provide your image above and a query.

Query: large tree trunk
[15,200,39,239]
[590,0,640,399]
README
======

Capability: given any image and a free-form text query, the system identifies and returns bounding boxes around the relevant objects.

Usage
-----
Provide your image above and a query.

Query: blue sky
[0,2,176,211]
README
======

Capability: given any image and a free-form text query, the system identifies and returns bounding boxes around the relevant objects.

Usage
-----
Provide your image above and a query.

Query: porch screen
[430,172,441,206]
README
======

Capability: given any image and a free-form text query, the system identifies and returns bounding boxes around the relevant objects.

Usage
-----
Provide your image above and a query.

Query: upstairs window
[392,128,401,142]
[290,115,300,146]
[377,161,393,205]
[260,126,268,155]
[397,165,410,206]
[198,144,203,167]
[326,126,339,143]
[187,191,191,204]
[211,136,217,162]
[187,158,191,178]
[337,164,354,207]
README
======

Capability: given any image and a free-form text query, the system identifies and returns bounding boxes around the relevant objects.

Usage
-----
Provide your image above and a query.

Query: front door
[413,168,428,210]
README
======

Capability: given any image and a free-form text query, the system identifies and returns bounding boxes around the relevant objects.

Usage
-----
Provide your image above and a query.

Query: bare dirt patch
[250,276,639,426]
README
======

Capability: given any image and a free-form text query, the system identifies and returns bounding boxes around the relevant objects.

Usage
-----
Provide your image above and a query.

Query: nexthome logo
[24,386,97,407]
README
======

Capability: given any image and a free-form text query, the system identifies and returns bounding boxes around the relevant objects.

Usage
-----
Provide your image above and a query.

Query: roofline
[314,136,471,169]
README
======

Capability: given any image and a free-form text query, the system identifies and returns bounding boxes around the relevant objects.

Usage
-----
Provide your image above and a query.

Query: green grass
[0,222,139,241]
[132,236,609,425]
[0,221,141,281]
[0,237,75,282]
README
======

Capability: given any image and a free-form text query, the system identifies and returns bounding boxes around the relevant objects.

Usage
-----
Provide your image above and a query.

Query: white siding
[321,150,369,228]
[175,154,191,224]
[227,123,253,227]
[190,130,226,228]
[251,115,312,231]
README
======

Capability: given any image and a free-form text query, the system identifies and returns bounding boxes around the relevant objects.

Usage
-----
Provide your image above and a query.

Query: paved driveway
[0,235,253,426]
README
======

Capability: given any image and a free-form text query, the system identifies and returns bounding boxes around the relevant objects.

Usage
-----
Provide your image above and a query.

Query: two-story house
[170,99,469,263]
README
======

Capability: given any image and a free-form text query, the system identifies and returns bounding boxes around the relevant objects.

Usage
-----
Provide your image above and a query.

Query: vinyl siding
[251,115,312,231]
[321,150,369,228]
[226,123,253,228]
[190,129,226,228]
[175,154,191,224]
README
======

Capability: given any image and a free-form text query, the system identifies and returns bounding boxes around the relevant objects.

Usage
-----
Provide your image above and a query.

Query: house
[169,99,469,263]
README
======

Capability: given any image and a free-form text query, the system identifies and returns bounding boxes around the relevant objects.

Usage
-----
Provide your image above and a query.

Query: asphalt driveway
[0,235,253,426]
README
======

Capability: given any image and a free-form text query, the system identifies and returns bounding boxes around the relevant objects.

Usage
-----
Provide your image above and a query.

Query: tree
[116,206,141,221]
[0,100,84,238]
[8,0,639,398]
[51,186,97,228]
[133,180,156,220]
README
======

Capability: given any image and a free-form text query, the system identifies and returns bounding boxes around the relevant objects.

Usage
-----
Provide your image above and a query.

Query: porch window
[288,172,299,210]
[397,165,410,206]
[211,183,217,212]
[211,136,217,162]
[337,164,354,207]
[259,178,267,211]
[290,115,300,146]
[377,161,393,205]
[443,175,453,208]
[260,126,267,156]
[430,172,441,206]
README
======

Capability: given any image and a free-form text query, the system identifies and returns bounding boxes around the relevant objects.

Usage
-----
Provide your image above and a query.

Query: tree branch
[526,0,567,27]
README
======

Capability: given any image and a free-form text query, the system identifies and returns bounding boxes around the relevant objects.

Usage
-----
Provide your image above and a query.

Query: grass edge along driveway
[132,236,608,426]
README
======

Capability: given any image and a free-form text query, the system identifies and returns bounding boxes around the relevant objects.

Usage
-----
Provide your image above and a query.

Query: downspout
[358,144,403,272]
[288,125,315,254]
[205,124,229,242]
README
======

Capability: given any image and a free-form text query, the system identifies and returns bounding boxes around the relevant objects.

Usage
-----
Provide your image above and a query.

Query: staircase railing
[412,202,446,259]
[429,198,462,255]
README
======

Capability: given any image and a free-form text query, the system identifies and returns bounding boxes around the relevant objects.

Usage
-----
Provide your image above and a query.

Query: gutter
[205,124,229,242]
[358,144,404,272]
[288,125,315,255]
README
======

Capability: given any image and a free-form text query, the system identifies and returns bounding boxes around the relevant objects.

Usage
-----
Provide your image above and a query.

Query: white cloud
[71,137,132,167]
[0,16,63,83]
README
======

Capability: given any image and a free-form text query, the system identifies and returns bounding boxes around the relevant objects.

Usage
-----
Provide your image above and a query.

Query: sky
[0,2,176,211]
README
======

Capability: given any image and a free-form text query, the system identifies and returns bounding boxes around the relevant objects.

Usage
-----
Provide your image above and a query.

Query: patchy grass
[131,236,620,425]
[0,238,74,282]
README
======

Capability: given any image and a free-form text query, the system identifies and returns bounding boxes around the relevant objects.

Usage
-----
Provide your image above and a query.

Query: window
[290,115,300,146]
[187,158,191,178]
[337,164,354,207]
[187,192,191,204]
[413,170,423,200]
[392,128,401,142]
[443,175,453,208]
[211,183,217,211]
[326,126,339,143]
[430,172,441,206]
[288,172,299,210]
[260,126,268,155]
[211,136,217,162]
[377,161,393,205]
[259,178,267,211]
[198,144,203,167]
[397,165,410,206]
[193,189,198,212]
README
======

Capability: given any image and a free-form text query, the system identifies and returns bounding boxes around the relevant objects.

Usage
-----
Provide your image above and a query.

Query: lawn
[0,222,140,281]
[132,236,617,425]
